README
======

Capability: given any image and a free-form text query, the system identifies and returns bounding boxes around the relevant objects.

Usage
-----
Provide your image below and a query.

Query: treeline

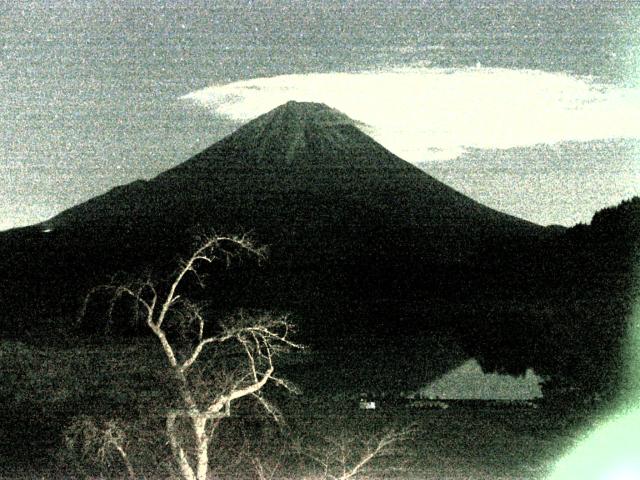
[465,196,639,404]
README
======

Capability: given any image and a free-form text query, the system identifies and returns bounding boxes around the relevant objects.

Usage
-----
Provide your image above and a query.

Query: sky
[1,0,639,230]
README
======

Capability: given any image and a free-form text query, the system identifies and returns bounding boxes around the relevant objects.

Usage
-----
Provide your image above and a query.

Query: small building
[359,399,376,410]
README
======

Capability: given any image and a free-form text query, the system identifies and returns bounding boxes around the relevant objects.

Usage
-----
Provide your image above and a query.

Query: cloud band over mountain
[181,66,640,163]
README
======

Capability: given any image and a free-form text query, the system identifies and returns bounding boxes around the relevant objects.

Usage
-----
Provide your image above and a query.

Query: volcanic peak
[256,101,358,129]
[220,100,379,167]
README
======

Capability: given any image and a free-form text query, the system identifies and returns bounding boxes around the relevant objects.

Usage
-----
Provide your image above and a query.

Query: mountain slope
[45,101,541,258]
[2,101,558,394]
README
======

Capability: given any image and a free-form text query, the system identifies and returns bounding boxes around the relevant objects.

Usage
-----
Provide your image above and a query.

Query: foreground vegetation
[0,351,589,480]
[1,333,597,479]
[3,314,617,480]
[3,222,634,479]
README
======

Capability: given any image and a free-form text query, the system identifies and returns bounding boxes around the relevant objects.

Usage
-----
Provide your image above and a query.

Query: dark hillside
[461,197,639,402]
[0,102,635,399]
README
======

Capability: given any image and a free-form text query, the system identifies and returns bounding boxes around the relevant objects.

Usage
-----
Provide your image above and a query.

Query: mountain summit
[226,100,381,167]
[170,100,409,171]
[232,101,360,153]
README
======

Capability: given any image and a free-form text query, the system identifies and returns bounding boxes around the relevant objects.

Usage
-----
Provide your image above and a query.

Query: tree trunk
[114,444,137,480]
[167,412,197,480]
[193,415,210,480]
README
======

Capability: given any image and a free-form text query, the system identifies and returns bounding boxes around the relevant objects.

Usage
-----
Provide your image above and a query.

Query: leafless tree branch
[64,416,137,480]
[299,426,415,480]
[75,234,300,480]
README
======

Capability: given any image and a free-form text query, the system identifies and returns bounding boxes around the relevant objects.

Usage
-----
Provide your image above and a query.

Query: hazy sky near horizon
[1,0,639,230]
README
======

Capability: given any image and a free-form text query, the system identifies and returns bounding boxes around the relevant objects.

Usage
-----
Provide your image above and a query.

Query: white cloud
[180,66,640,163]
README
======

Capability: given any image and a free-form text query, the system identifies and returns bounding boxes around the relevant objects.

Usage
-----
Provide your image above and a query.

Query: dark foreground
[0,396,594,480]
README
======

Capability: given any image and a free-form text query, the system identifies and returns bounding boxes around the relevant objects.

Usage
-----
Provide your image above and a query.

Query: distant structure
[359,400,376,410]
[359,394,376,410]
[419,359,543,401]
[409,399,449,410]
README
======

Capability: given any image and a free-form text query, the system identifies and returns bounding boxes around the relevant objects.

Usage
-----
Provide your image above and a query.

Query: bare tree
[77,235,302,480]
[65,416,137,480]
[298,426,415,480]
